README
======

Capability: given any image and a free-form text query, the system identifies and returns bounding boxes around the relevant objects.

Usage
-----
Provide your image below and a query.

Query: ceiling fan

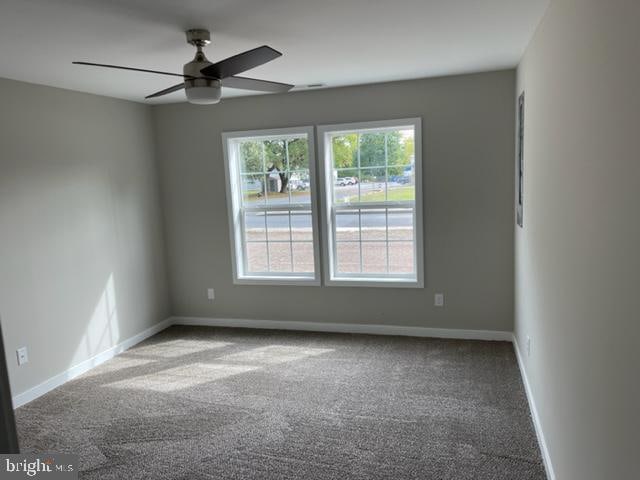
[73,29,294,105]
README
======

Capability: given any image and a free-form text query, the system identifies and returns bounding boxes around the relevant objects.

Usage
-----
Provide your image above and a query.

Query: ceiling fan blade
[73,62,194,79]
[145,83,185,99]
[200,46,282,79]
[224,76,294,93]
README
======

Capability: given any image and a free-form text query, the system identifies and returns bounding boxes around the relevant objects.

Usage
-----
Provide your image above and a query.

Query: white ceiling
[0,0,549,104]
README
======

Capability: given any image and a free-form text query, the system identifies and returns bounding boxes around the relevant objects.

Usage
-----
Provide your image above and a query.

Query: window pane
[389,242,414,274]
[246,242,268,273]
[362,242,387,273]
[387,128,414,178]
[387,208,414,240]
[287,138,309,170]
[263,139,287,172]
[336,242,361,274]
[264,170,289,207]
[287,170,311,205]
[334,173,360,204]
[241,174,266,206]
[239,140,264,173]
[359,133,387,167]
[244,212,266,241]
[357,169,386,203]
[331,134,358,170]
[387,169,415,202]
[266,212,291,242]
[361,210,387,241]
[336,211,359,241]
[268,243,292,272]
[290,211,313,241]
[292,242,314,273]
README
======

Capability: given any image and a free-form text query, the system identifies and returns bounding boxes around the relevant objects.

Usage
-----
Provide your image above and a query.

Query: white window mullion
[285,139,291,204]
[385,207,390,274]
[239,208,249,274]
[384,132,389,202]
[384,133,390,273]
[357,208,363,273]
[357,133,362,202]
[331,206,338,275]
[264,211,271,273]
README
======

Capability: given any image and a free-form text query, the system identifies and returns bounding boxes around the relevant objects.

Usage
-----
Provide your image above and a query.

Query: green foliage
[356,185,415,202]
[331,131,414,178]
[239,141,263,173]
[239,138,308,173]
[332,134,359,171]
[286,138,309,172]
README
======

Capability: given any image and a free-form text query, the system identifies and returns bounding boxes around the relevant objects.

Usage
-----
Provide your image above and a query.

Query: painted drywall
[153,70,515,331]
[0,78,170,397]
[515,0,640,478]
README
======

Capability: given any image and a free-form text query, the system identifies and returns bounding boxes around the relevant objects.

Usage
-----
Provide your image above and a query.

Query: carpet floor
[15,326,545,479]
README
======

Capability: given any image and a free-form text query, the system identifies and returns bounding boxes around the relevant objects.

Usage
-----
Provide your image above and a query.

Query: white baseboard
[170,316,513,342]
[512,334,555,480]
[12,318,173,409]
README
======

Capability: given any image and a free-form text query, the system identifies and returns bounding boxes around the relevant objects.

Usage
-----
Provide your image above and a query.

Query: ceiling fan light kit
[183,29,220,104]
[73,29,294,105]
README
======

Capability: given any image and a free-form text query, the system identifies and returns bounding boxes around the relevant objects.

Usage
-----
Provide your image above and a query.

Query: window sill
[234,275,320,287]
[325,276,424,289]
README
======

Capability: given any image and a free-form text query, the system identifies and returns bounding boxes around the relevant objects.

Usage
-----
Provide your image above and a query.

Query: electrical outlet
[16,347,28,366]
[526,336,531,357]
[207,288,215,301]
[434,293,444,307]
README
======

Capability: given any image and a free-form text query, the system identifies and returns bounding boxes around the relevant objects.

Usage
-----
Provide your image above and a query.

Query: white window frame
[222,126,321,286]
[317,118,424,288]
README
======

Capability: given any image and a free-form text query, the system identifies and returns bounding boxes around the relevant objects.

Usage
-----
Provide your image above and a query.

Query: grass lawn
[244,191,309,200]
[353,186,415,202]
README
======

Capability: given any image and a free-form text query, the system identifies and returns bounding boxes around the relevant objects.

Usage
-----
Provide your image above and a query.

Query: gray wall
[0,78,170,397]
[154,70,515,331]
[515,0,639,478]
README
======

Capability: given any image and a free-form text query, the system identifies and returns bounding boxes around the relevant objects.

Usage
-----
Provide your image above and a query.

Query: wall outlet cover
[16,347,28,366]
[435,293,445,307]
[207,288,215,301]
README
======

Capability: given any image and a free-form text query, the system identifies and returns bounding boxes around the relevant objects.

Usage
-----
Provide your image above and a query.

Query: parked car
[243,178,262,192]
[289,179,310,191]
[389,175,411,184]
[337,177,358,186]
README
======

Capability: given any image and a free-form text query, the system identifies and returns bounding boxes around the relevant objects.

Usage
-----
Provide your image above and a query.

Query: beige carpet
[16,326,545,479]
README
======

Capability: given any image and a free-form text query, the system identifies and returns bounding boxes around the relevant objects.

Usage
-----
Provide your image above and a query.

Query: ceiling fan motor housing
[184,30,221,105]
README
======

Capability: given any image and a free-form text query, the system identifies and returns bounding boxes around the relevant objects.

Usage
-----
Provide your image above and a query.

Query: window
[222,127,320,285]
[318,119,424,287]
[516,92,524,228]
